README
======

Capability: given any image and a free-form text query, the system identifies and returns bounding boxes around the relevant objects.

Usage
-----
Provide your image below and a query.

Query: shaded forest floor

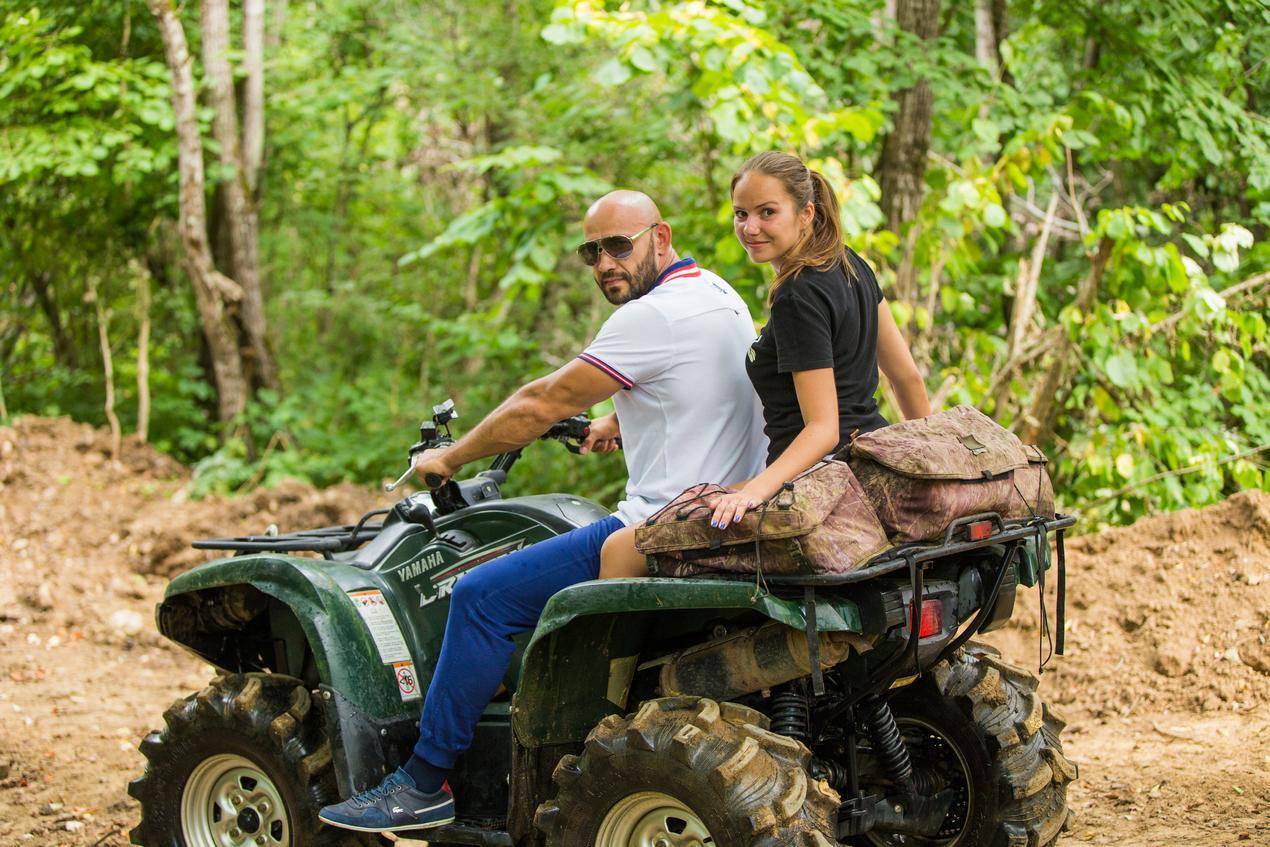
[0,417,1265,846]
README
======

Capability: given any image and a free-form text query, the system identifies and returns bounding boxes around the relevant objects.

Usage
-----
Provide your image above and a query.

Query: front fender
[158,555,409,721]
[511,577,862,746]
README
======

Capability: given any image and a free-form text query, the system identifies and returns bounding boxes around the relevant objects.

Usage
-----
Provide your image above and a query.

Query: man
[319,189,766,833]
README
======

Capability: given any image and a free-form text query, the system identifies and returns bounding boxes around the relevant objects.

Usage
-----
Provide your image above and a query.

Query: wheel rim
[865,716,974,847]
[595,791,715,847]
[181,754,290,847]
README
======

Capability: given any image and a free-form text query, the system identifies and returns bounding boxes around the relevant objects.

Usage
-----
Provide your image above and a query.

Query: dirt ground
[0,416,1266,846]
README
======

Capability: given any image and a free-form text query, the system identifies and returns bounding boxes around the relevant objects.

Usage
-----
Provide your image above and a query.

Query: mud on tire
[868,643,1076,847]
[534,696,839,847]
[128,673,371,847]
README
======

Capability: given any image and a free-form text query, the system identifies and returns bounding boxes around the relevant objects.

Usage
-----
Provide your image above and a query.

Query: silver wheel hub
[181,754,290,847]
[596,791,715,847]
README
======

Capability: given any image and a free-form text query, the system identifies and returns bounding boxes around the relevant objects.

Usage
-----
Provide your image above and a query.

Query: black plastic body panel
[450,712,513,823]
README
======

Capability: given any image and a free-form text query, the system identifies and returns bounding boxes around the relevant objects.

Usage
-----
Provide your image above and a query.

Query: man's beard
[600,248,660,305]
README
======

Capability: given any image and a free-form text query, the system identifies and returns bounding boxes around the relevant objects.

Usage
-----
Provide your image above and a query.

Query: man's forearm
[444,384,558,468]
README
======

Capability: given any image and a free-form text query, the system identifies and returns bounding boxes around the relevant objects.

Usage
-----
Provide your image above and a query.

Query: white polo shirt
[579,257,768,525]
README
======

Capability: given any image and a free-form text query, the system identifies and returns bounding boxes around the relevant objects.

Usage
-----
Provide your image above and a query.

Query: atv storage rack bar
[681,512,1075,587]
[192,509,389,557]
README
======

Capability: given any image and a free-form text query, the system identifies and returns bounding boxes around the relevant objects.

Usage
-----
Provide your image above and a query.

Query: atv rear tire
[855,643,1076,847]
[534,696,839,847]
[128,673,372,847]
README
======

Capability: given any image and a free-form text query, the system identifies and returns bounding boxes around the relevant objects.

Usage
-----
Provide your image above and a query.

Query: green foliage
[2,0,1266,528]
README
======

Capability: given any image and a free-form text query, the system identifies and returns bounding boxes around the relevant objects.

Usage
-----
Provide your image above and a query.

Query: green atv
[129,400,1077,847]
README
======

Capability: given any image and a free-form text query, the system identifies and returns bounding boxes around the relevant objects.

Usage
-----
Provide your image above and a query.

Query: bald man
[320,191,766,833]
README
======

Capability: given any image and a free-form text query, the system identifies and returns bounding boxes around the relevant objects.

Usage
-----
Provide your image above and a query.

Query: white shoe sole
[318,812,456,833]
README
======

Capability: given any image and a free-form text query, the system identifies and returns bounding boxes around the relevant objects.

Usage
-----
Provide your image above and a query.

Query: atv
[129,399,1077,847]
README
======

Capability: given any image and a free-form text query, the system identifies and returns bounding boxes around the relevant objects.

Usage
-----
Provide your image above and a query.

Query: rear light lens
[967,520,994,541]
[908,599,944,638]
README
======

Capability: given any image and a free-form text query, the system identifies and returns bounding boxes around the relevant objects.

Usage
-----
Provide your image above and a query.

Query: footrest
[423,822,513,847]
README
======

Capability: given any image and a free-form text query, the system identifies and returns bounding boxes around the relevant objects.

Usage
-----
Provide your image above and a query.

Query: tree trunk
[29,271,78,369]
[991,0,1010,84]
[1020,237,1113,444]
[146,0,248,425]
[974,0,998,79]
[88,278,122,461]
[136,266,152,443]
[878,0,941,237]
[243,0,265,195]
[201,0,279,392]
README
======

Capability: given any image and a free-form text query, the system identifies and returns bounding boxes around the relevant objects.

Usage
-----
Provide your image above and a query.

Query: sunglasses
[576,222,658,266]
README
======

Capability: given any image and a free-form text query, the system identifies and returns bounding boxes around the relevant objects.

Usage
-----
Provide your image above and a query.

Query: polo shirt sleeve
[578,301,672,389]
[770,281,834,374]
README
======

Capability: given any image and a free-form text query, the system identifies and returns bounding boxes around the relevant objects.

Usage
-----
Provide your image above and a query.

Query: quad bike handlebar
[384,399,595,492]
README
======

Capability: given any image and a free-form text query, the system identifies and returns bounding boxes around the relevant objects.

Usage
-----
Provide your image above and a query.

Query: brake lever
[384,465,415,492]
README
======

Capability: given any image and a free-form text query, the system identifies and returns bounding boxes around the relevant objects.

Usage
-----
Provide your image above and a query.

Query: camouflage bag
[847,405,1055,543]
[633,459,891,577]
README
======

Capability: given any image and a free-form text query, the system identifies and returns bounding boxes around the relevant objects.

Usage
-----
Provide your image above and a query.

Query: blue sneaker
[318,768,455,833]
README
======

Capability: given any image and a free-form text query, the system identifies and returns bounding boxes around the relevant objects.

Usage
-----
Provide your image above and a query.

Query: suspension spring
[860,694,914,791]
[769,690,810,743]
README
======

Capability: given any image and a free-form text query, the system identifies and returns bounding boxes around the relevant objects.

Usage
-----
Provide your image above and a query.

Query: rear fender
[511,577,862,746]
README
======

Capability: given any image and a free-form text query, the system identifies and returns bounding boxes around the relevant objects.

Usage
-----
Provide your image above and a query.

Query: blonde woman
[600,152,930,578]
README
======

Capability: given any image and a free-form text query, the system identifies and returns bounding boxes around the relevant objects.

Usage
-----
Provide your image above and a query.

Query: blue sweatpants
[412,515,625,769]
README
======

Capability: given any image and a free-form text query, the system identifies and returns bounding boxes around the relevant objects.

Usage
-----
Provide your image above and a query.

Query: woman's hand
[709,486,767,528]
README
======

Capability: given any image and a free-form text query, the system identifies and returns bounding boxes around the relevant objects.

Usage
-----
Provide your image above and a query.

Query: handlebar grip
[424,472,445,489]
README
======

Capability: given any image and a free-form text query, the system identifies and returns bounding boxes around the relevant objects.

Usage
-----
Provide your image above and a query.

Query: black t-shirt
[745,249,889,465]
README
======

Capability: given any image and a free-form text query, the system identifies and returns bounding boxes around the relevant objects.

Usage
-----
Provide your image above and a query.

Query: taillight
[908,599,944,638]
[967,520,994,541]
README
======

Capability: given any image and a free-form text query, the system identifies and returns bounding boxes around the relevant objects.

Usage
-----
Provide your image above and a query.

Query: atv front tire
[128,673,371,847]
[534,696,839,847]
[856,644,1077,847]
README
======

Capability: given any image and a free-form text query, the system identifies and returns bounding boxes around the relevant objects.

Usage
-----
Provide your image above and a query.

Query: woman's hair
[731,151,850,303]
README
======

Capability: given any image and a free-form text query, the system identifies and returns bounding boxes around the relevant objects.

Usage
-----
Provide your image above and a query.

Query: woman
[599,151,930,577]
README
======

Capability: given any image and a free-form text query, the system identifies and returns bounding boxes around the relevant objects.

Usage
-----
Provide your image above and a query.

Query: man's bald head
[584,190,662,238]
[580,189,677,306]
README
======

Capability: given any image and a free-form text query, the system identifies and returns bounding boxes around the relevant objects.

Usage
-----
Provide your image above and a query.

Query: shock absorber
[860,694,915,793]
[769,689,810,744]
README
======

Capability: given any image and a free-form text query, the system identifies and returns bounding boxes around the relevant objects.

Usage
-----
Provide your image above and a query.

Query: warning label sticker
[347,589,411,665]
[393,661,421,702]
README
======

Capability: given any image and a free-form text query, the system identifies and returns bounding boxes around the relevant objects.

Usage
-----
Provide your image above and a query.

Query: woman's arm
[876,300,932,420]
[709,367,839,527]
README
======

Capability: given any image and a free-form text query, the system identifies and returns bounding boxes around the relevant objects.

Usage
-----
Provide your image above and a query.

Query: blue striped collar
[654,256,698,287]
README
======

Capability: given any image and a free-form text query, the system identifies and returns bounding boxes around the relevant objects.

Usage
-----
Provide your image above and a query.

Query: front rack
[192,509,390,555]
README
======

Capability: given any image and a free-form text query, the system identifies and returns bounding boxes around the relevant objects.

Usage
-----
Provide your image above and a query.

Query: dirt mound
[984,490,1270,718]
[0,416,386,580]
[127,478,381,576]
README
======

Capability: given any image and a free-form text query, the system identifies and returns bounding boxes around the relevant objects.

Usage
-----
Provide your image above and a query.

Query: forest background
[1,0,1266,527]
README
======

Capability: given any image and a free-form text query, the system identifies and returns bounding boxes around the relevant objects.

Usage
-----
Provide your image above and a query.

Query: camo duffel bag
[633,459,891,577]
[847,405,1055,543]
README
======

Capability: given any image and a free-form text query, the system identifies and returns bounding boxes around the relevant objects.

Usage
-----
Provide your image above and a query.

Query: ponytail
[732,152,852,305]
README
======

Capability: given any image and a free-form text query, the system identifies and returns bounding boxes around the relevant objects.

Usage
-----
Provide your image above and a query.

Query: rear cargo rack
[681,513,1075,587]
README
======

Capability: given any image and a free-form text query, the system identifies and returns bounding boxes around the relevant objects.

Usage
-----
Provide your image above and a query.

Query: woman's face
[732,171,814,268]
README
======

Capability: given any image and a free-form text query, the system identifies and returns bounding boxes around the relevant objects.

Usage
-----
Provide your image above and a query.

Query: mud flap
[317,684,417,797]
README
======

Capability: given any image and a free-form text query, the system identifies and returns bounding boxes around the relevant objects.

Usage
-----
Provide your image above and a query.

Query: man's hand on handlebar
[579,413,620,455]
[413,447,458,489]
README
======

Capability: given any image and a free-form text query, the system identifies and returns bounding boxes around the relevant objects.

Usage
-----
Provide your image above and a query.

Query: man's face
[583,220,662,306]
